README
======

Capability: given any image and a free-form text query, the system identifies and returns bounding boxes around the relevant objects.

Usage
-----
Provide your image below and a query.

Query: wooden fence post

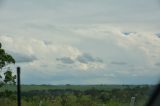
[17,67,21,106]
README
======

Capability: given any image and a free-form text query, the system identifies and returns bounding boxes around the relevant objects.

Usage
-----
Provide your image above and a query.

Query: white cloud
[0,35,105,72]
[0,24,160,84]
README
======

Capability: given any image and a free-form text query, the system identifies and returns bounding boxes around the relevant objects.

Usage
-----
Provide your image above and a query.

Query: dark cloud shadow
[10,52,37,63]
[77,53,103,63]
[56,57,74,64]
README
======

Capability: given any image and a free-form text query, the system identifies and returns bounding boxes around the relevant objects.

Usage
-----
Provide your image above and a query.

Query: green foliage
[0,42,16,86]
[4,68,16,84]
[0,85,152,106]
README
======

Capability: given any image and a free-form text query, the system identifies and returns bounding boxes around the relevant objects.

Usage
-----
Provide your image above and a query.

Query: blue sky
[0,0,160,84]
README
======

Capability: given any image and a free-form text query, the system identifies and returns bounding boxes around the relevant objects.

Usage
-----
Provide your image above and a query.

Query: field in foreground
[0,84,155,106]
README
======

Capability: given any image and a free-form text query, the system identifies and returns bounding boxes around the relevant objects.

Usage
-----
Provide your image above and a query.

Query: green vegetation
[0,84,146,92]
[0,84,153,106]
[0,42,16,87]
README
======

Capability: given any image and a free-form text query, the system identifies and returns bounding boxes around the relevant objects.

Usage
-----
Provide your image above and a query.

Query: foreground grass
[0,99,130,106]
[0,99,146,106]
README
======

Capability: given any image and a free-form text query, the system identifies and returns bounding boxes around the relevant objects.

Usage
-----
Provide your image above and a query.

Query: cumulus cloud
[78,62,105,71]
[56,53,104,71]
[0,24,160,84]
[75,53,104,70]
[0,35,105,71]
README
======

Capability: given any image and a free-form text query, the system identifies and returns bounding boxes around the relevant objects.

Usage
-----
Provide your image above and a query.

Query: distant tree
[0,42,16,87]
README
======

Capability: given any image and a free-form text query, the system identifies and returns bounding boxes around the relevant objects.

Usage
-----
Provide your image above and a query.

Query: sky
[0,0,160,85]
